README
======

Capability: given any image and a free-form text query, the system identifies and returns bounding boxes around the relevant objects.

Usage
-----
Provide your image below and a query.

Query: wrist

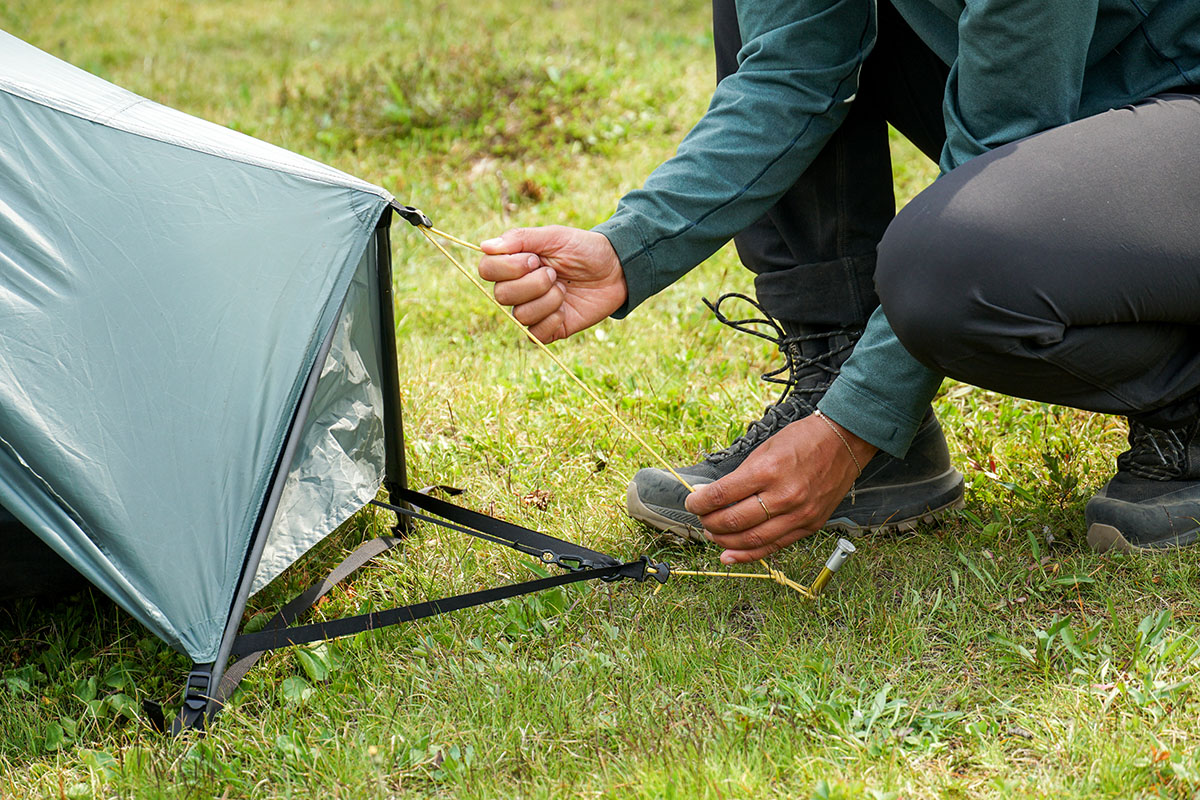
[592,222,653,319]
[597,233,628,308]
[813,409,877,476]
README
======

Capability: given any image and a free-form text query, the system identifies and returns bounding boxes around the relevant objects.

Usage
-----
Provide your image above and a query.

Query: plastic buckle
[168,669,213,735]
[541,551,600,573]
[182,670,212,713]
[392,203,433,228]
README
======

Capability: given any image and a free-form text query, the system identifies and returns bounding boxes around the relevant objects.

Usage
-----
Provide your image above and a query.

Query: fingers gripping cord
[404,211,700,488]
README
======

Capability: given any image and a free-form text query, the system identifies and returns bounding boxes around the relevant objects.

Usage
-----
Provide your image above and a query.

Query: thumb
[480,226,556,256]
[684,475,739,517]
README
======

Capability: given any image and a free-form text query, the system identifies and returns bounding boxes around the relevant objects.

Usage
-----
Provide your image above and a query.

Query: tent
[0,30,409,725]
[0,29,676,733]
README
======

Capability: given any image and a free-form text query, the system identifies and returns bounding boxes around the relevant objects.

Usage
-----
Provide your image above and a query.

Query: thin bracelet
[814,409,862,504]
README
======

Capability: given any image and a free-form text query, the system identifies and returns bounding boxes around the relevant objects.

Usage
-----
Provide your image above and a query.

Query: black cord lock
[645,558,670,584]
[392,203,433,228]
[607,556,670,584]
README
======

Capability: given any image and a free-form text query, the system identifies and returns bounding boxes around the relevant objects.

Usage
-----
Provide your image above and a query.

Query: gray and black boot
[626,293,964,541]
[1087,410,1200,553]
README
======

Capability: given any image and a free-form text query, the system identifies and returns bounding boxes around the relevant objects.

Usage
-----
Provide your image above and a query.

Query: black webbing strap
[205,487,445,711]
[384,489,622,570]
[231,559,651,654]
[191,488,668,728]
[215,535,402,704]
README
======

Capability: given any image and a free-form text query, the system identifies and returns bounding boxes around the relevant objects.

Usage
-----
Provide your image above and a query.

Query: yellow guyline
[416,223,855,600]
[419,225,694,490]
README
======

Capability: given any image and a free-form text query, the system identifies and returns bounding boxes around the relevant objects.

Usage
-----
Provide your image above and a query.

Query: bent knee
[875,167,1038,372]
[875,204,981,371]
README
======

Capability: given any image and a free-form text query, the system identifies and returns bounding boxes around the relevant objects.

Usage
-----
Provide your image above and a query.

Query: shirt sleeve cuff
[592,214,658,319]
[817,376,931,459]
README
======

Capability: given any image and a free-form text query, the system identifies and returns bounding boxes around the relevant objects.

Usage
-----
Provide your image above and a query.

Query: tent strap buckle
[539,551,604,573]
[182,669,212,713]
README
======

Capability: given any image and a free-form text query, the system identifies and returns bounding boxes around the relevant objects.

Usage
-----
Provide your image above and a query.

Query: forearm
[596,0,876,315]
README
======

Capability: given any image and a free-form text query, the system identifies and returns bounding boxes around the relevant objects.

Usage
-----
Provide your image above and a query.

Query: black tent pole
[373,209,411,534]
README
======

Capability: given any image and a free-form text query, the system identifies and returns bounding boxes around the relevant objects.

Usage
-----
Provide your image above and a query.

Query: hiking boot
[1087,414,1200,553]
[625,293,964,541]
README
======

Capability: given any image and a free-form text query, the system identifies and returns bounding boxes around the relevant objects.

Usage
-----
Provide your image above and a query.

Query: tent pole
[188,293,350,729]
[373,210,411,535]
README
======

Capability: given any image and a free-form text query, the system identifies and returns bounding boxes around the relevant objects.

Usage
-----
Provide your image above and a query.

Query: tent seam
[0,433,92,538]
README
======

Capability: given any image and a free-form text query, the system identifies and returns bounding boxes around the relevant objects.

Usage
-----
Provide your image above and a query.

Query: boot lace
[703,293,860,464]
[1119,420,1190,480]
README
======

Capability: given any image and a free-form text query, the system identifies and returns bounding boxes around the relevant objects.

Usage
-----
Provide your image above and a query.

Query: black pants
[714,0,949,330]
[716,0,1200,426]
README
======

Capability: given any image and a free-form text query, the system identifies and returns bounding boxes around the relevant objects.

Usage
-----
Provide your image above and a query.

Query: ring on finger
[754,493,772,522]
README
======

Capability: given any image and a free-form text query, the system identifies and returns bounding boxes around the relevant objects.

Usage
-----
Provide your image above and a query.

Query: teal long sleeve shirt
[594,0,1200,457]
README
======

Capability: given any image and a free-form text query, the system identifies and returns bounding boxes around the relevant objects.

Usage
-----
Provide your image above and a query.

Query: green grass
[4,2,1200,798]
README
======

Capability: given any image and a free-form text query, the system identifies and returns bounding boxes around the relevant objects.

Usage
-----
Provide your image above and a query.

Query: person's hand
[684,414,878,563]
[478,226,628,343]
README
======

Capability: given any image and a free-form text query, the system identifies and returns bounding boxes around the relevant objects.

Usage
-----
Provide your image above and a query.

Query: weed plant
[4,1,1200,798]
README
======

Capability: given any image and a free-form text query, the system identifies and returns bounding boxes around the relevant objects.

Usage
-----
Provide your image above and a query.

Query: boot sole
[626,473,965,543]
[1088,523,1136,554]
[1086,522,1200,554]
[825,493,966,535]
[625,480,711,543]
